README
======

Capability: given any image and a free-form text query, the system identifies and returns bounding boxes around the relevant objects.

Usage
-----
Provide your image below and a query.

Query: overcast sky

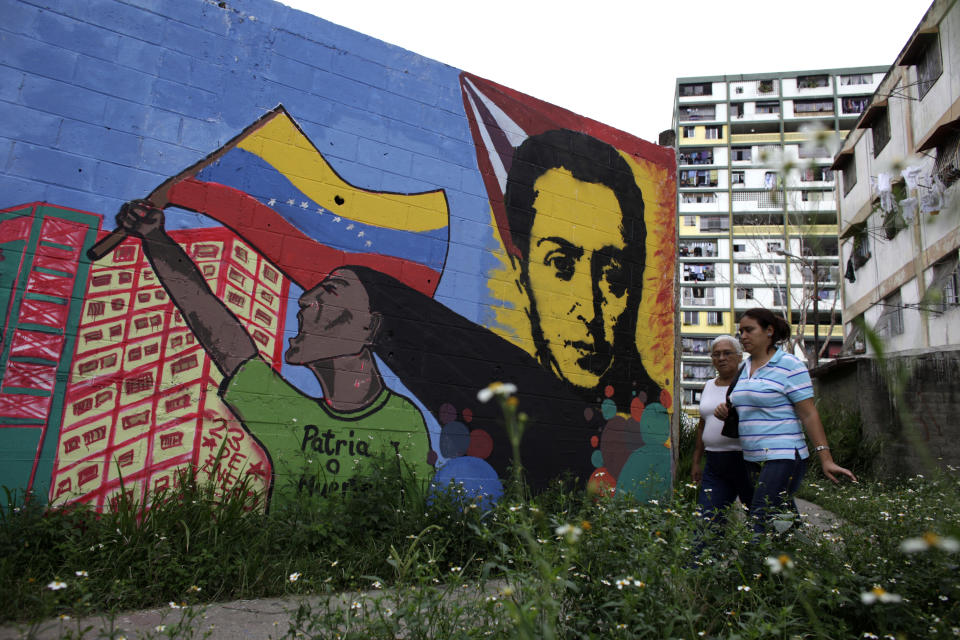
[278,0,931,143]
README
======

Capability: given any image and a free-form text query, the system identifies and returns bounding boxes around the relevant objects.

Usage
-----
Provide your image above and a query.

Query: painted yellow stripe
[237,113,448,232]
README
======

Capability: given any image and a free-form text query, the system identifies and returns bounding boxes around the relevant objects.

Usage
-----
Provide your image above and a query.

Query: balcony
[681,287,716,306]
[679,240,719,257]
[678,149,715,165]
[679,169,719,188]
[730,132,782,144]
[683,263,716,282]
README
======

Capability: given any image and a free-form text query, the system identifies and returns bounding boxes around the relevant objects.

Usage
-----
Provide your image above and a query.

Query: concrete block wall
[814,349,960,477]
[0,0,677,511]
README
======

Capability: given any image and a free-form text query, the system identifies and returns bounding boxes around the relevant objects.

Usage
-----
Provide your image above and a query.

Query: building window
[767,241,783,252]
[872,109,890,157]
[767,264,782,275]
[682,126,695,138]
[731,147,751,162]
[679,240,718,257]
[773,286,789,306]
[876,289,904,337]
[801,190,834,202]
[800,167,833,182]
[682,311,700,325]
[757,79,776,94]
[705,126,722,139]
[683,216,697,226]
[842,96,869,114]
[799,143,831,158]
[736,287,755,300]
[797,74,829,89]
[682,388,703,406]
[680,82,712,97]
[680,169,719,187]
[764,172,778,188]
[682,337,712,355]
[737,263,752,274]
[707,311,724,325]
[934,130,960,188]
[683,286,716,306]
[841,154,857,195]
[683,263,715,282]
[679,148,713,165]
[841,73,872,85]
[700,216,729,231]
[794,99,834,114]
[730,102,743,118]
[853,229,871,268]
[917,35,942,99]
[756,101,779,114]
[680,105,716,121]
[931,252,960,311]
[731,171,745,185]
[683,363,715,381]
[681,193,717,203]
[733,243,746,253]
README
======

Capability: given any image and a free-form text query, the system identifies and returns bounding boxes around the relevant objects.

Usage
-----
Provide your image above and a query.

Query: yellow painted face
[524,167,629,390]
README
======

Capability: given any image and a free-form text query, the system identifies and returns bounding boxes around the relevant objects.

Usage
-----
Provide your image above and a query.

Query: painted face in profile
[285,268,379,364]
[523,167,630,391]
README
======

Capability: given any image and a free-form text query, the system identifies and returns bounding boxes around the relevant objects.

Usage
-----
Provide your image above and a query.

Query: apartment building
[833,0,960,357]
[673,67,886,408]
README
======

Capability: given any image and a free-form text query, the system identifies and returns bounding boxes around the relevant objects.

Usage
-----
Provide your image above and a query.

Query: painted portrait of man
[503,129,660,405]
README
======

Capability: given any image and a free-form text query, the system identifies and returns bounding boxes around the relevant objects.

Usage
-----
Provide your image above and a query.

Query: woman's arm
[794,398,857,484]
[117,200,258,378]
[691,418,706,483]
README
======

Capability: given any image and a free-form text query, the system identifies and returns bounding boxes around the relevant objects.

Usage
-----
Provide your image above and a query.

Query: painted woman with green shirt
[116,200,433,510]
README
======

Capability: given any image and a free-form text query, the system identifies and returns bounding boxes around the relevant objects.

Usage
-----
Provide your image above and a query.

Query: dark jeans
[746,452,807,533]
[697,451,754,525]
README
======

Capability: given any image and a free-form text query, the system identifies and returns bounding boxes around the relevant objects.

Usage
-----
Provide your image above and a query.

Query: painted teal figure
[615,403,671,500]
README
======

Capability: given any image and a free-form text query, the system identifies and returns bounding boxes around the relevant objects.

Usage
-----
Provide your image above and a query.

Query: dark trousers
[697,451,754,525]
[746,452,807,533]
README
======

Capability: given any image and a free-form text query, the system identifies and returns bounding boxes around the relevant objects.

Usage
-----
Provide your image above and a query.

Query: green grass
[2,388,959,639]
[2,454,958,638]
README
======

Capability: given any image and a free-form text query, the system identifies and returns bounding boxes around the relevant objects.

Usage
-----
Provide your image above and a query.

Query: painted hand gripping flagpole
[87,106,449,298]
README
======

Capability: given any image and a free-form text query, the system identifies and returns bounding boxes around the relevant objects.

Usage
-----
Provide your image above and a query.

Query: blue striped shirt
[729,349,813,462]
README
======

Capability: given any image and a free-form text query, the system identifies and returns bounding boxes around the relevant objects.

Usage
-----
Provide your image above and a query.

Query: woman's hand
[116,199,166,241]
[821,459,857,484]
[713,403,730,420]
[691,462,702,484]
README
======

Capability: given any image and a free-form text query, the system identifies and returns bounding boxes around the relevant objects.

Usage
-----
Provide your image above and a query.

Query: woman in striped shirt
[716,307,856,531]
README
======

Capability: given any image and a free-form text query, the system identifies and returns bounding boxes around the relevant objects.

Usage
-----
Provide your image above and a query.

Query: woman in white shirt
[691,335,752,524]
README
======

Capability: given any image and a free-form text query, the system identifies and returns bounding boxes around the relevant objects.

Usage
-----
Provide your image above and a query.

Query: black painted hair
[741,307,791,351]
[342,265,596,490]
[503,129,646,265]
[501,129,659,407]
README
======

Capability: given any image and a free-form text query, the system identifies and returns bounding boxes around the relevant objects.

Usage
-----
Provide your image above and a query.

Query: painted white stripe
[463,77,528,148]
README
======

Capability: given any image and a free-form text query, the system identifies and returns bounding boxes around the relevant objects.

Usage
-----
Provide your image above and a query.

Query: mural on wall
[0,0,675,511]
[459,74,676,497]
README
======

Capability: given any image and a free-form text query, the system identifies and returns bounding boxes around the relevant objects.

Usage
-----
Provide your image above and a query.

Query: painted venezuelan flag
[150,106,449,297]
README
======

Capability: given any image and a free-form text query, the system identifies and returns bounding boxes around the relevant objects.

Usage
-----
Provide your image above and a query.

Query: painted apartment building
[834,0,960,355]
[673,67,886,408]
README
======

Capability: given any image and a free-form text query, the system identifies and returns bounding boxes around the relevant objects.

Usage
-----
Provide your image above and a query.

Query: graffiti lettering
[300,425,371,458]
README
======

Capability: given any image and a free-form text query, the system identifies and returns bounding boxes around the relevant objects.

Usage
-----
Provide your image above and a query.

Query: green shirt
[223,358,432,506]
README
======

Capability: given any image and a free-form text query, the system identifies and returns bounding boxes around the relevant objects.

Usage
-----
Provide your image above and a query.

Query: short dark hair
[740,307,792,350]
[503,129,646,263]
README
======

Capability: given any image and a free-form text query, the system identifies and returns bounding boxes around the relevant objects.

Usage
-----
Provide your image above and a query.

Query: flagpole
[85,105,290,262]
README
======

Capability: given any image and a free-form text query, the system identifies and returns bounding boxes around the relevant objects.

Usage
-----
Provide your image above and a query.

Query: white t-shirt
[698,378,742,452]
